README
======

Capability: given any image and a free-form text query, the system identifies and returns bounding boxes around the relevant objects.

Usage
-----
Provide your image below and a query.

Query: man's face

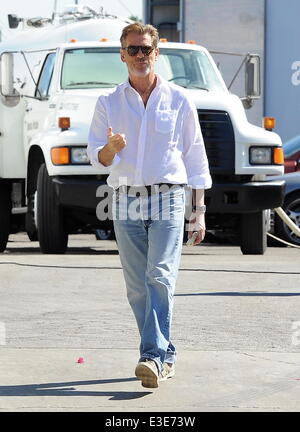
[120,32,159,79]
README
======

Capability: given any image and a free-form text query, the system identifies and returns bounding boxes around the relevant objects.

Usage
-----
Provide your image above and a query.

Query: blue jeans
[113,185,185,372]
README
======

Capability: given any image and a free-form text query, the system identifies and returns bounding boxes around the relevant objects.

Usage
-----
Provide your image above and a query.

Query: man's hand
[187,210,206,246]
[107,127,126,154]
[98,127,126,166]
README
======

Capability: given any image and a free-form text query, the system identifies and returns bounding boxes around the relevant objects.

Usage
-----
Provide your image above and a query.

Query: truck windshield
[61,47,226,92]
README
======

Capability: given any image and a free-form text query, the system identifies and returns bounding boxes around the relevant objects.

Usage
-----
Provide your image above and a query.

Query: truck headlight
[249,147,272,165]
[51,146,90,165]
[71,147,90,164]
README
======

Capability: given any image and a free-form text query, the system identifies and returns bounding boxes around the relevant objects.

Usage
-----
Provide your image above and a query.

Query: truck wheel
[0,181,11,252]
[240,210,267,255]
[275,193,300,246]
[95,229,114,240]
[25,193,38,241]
[37,164,68,254]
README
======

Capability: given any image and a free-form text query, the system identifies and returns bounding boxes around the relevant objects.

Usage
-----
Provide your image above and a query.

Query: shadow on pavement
[4,246,119,255]
[175,291,300,297]
[0,377,152,400]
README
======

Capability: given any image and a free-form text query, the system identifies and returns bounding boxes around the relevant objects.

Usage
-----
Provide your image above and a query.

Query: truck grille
[198,110,235,175]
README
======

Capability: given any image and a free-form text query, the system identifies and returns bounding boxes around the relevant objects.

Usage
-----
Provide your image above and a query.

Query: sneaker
[135,359,159,388]
[160,362,175,381]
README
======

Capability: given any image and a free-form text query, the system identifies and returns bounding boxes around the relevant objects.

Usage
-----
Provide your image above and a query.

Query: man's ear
[155,47,160,60]
[120,49,126,63]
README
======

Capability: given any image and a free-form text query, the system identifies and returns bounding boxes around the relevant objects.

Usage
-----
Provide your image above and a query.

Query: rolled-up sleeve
[87,95,120,169]
[182,101,212,189]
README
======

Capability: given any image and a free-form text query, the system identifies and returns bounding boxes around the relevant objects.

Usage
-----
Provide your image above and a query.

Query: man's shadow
[0,377,152,400]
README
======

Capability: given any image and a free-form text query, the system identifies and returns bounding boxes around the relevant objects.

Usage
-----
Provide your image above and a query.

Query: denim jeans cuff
[164,352,176,364]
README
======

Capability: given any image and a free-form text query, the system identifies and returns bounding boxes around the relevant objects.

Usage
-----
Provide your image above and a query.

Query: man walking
[88,23,211,388]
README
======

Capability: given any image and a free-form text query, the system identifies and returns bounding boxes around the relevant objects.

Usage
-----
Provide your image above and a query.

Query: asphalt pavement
[0,233,300,413]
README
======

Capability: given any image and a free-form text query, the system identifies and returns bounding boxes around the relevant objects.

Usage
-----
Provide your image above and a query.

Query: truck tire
[0,181,11,253]
[25,193,38,241]
[275,193,300,246]
[37,164,68,254]
[240,210,267,255]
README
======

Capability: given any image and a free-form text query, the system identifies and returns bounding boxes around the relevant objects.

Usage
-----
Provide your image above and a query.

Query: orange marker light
[274,147,284,165]
[51,147,70,165]
[100,38,108,42]
[263,117,276,130]
[188,40,196,44]
[69,38,77,43]
[58,117,70,130]
[160,38,168,42]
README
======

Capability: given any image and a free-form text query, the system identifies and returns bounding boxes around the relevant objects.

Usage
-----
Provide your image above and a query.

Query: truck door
[24,52,56,149]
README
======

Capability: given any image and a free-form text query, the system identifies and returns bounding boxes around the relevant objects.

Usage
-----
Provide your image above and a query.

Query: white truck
[0,5,285,254]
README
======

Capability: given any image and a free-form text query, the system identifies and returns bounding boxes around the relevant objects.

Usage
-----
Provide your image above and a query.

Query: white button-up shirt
[88,74,212,190]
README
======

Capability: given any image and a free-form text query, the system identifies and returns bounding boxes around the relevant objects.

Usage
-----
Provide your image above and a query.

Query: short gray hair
[120,22,159,48]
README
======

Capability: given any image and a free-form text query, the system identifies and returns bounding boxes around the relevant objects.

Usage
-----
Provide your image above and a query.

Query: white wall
[184,0,265,127]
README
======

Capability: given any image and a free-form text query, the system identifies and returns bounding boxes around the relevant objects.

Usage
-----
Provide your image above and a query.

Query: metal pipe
[52,0,58,21]
[274,207,300,237]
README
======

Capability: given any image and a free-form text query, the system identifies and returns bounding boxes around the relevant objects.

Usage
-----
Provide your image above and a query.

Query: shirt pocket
[155,109,177,134]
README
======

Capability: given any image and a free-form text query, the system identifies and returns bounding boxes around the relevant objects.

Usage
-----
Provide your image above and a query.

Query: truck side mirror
[241,54,261,109]
[0,52,16,97]
[245,54,261,98]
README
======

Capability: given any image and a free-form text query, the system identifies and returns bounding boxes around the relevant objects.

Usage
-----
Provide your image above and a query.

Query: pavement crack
[240,352,299,366]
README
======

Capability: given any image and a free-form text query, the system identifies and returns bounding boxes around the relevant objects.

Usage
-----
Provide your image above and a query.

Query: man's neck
[129,73,157,97]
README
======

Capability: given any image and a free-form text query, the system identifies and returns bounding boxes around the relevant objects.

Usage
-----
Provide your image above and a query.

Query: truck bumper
[52,176,112,210]
[206,180,285,213]
[52,176,285,215]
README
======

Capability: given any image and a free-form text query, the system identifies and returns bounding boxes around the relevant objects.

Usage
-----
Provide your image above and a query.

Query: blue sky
[0,0,144,41]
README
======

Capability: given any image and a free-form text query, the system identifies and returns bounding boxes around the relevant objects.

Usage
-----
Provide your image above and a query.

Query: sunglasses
[122,45,155,56]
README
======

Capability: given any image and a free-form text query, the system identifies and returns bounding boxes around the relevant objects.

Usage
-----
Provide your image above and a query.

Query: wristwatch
[192,205,206,213]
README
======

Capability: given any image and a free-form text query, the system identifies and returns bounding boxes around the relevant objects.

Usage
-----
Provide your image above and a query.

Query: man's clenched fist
[107,127,126,153]
[98,127,126,166]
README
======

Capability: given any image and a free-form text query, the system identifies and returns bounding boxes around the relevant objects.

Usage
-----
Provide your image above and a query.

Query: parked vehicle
[0,4,285,255]
[283,135,300,173]
[269,172,300,246]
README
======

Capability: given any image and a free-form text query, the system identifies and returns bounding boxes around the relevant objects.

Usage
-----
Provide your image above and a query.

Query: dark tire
[240,210,267,255]
[26,193,38,241]
[37,164,68,254]
[0,181,11,252]
[275,193,300,246]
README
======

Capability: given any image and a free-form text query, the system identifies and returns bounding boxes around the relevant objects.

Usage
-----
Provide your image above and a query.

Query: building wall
[184,0,265,126]
[265,0,300,142]
[184,0,264,52]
